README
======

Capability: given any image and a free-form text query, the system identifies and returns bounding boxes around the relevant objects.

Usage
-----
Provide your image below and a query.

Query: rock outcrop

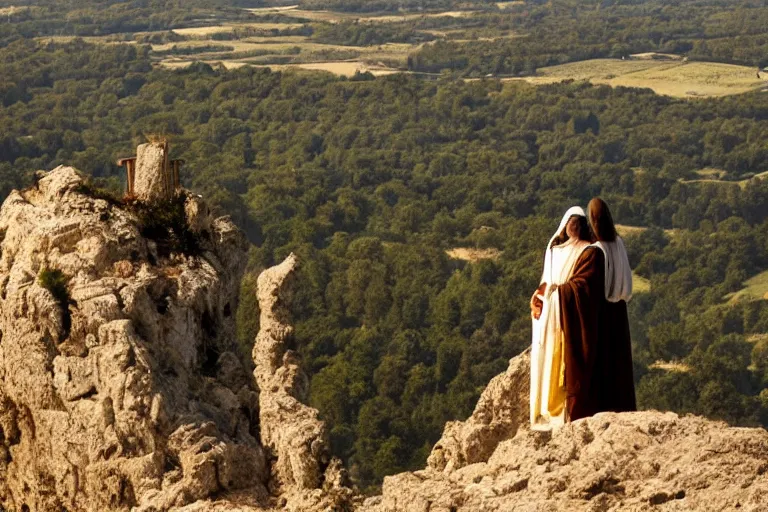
[427,349,531,474]
[0,166,352,511]
[362,349,768,512]
[252,253,355,511]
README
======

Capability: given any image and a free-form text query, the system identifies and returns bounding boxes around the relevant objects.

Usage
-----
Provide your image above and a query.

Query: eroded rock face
[427,348,531,474]
[252,253,357,512]
[0,166,265,511]
[362,350,768,512]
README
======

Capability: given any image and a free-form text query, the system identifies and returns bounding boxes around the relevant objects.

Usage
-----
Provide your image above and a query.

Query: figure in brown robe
[556,198,637,421]
[557,246,606,421]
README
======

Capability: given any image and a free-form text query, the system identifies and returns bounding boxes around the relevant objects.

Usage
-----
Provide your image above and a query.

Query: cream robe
[530,209,590,430]
[591,237,633,303]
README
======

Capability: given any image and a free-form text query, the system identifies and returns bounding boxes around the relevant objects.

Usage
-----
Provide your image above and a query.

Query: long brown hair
[588,197,618,242]
[550,215,591,248]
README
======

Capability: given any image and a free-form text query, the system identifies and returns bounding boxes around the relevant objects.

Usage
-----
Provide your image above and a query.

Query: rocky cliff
[1,166,766,512]
[360,352,768,512]
[0,166,353,511]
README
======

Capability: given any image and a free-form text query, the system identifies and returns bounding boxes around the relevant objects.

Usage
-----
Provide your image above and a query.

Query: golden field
[511,58,767,98]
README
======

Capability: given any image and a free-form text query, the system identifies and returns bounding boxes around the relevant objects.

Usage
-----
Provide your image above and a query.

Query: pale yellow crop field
[615,224,681,241]
[615,224,649,237]
[155,37,416,75]
[496,1,525,8]
[649,360,691,372]
[245,6,477,24]
[153,39,369,54]
[0,5,32,16]
[38,35,135,45]
[509,59,767,98]
[680,169,768,189]
[270,61,401,76]
[629,52,682,60]
[245,5,300,13]
[521,59,672,82]
[358,11,475,23]
[172,23,304,37]
[241,35,309,44]
[727,269,768,302]
[160,59,401,77]
[694,168,727,179]
[160,60,250,70]
[245,7,355,23]
[446,248,503,262]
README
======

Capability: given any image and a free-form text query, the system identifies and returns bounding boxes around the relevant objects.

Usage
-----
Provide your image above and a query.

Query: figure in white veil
[529,207,593,430]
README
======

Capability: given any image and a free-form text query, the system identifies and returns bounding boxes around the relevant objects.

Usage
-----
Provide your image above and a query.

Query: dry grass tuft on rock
[38,268,69,306]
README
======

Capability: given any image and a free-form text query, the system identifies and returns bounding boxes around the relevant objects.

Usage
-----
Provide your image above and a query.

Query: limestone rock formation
[252,253,356,511]
[427,349,531,474]
[0,165,262,510]
[362,349,768,512]
[0,166,352,511]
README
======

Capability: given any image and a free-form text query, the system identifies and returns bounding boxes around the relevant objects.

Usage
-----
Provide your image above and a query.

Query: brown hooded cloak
[558,246,605,421]
[558,246,637,422]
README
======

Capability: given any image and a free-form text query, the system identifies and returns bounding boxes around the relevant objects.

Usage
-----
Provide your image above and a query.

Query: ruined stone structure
[117,142,184,201]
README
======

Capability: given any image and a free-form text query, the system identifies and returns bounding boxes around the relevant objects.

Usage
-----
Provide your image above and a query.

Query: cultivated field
[245,5,477,24]
[633,273,651,293]
[358,11,476,23]
[245,7,354,23]
[728,270,768,302]
[446,247,503,262]
[34,6,768,95]
[615,224,649,237]
[615,224,681,241]
[512,59,767,98]
[172,23,304,37]
[156,39,415,76]
[680,169,768,189]
[257,61,400,76]
[649,360,691,372]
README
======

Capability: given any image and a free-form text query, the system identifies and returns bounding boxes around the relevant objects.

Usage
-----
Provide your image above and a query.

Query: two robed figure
[530,199,636,430]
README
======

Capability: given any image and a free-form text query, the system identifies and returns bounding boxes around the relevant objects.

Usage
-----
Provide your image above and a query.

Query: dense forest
[1,39,767,490]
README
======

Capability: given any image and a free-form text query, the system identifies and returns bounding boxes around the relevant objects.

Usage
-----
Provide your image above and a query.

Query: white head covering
[540,206,587,286]
[591,237,633,303]
[547,206,586,250]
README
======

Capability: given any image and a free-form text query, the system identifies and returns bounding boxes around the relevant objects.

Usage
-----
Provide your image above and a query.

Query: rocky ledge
[360,352,768,512]
[0,166,353,511]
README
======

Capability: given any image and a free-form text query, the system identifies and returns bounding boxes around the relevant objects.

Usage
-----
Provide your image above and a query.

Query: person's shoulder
[581,245,605,262]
